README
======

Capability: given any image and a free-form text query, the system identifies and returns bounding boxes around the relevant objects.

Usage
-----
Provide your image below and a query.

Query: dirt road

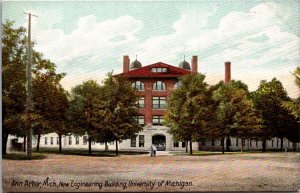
[2,152,300,192]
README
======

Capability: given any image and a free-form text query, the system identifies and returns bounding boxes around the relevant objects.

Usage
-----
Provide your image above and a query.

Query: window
[132,81,144,91]
[151,67,167,73]
[152,115,164,126]
[133,116,145,126]
[182,141,186,148]
[76,136,79,145]
[83,136,88,145]
[57,137,59,145]
[211,140,215,146]
[153,81,166,91]
[173,142,179,148]
[236,138,239,147]
[139,135,144,147]
[50,137,53,145]
[69,136,72,145]
[152,97,166,109]
[45,137,48,145]
[131,136,136,147]
[136,97,145,109]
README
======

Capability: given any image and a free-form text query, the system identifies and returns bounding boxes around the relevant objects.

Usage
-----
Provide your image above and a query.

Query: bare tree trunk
[189,140,193,155]
[36,134,41,152]
[185,141,188,153]
[59,134,62,153]
[105,141,108,151]
[116,139,119,156]
[2,132,8,155]
[23,136,26,152]
[280,137,283,151]
[262,139,266,152]
[226,136,231,152]
[241,139,244,153]
[292,143,296,152]
[221,137,225,154]
[88,137,92,155]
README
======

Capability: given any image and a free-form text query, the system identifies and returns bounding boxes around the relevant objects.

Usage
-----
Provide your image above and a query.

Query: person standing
[152,144,157,157]
[150,144,154,157]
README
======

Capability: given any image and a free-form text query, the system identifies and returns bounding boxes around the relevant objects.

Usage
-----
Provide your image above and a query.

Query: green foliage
[164,73,211,143]
[2,20,27,137]
[282,98,300,120]
[294,67,300,87]
[282,67,300,119]
[252,78,298,142]
[212,80,262,140]
[101,73,142,142]
[2,20,68,155]
[68,74,142,148]
[69,80,104,138]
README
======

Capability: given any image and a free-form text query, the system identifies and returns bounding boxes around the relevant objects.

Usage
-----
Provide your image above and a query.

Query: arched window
[152,81,166,91]
[132,81,144,91]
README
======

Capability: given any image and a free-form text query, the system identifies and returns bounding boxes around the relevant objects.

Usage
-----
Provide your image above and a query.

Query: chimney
[123,55,130,73]
[191,55,198,73]
[225,61,231,84]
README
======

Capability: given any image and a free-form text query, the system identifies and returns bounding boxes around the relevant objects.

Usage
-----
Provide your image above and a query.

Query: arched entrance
[152,134,166,151]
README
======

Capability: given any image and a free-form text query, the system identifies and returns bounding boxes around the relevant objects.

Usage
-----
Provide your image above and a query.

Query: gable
[116,62,191,78]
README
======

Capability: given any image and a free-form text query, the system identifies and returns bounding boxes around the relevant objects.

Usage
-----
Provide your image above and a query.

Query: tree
[212,80,260,153]
[32,53,67,152]
[2,20,67,155]
[252,78,292,151]
[164,73,210,155]
[282,67,300,119]
[69,80,103,155]
[233,97,262,152]
[2,20,27,155]
[101,73,143,156]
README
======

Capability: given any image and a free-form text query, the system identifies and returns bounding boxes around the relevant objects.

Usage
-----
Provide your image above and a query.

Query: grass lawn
[191,151,263,156]
[32,147,149,157]
[2,153,47,160]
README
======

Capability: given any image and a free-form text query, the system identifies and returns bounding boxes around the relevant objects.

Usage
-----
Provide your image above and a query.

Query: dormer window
[132,81,144,91]
[151,67,168,73]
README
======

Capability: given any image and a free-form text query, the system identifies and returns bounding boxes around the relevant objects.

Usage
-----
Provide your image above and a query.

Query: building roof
[130,59,142,69]
[179,60,191,70]
[116,62,192,78]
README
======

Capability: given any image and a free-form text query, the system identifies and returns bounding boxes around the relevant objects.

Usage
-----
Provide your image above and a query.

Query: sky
[3,0,300,98]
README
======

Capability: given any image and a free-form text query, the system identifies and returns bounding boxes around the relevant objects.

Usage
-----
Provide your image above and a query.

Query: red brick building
[117,55,199,151]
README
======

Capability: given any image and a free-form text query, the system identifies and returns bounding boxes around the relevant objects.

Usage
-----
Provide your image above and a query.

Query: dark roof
[130,60,142,69]
[179,60,191,70]
[116,62,191,78]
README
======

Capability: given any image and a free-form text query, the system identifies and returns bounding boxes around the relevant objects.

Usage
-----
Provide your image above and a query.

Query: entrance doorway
[152,134,166,151]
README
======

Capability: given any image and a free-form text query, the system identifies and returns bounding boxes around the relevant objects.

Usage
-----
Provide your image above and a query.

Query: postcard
[2,0,300,192]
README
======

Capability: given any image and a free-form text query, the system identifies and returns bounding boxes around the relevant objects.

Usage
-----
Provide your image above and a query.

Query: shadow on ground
[33,148,149,157]
[3,153,47,160]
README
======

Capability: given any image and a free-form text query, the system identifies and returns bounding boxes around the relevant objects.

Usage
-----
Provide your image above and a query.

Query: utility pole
[25,12,37,159]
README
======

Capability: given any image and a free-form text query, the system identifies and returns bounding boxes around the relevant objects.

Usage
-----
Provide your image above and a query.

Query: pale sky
[3,0,300,98]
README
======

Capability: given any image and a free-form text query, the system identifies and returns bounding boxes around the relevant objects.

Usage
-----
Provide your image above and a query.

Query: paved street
[2,152,300,192]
